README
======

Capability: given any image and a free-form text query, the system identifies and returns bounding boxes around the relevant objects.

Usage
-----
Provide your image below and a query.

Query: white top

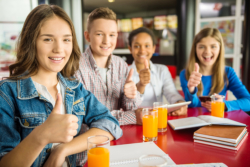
[128,61,184,105]
[32,79,68,167]
[139,82,157,107]
[97,67,108,85]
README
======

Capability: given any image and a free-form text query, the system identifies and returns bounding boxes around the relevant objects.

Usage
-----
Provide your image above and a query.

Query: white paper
[109,142,175,167]
[167,163,227,167]
[197,115,246,126]
[168,115,246,130]
[168,117,210,130]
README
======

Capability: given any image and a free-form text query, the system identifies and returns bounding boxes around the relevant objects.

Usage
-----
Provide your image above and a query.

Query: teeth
[50,57,63,60]
[101,47,109,49]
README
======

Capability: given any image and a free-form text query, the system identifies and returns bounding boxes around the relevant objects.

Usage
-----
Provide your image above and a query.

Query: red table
[84,108,250,167]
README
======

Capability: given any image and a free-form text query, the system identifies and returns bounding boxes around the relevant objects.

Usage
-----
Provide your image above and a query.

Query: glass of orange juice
[211,95,225,118]
[87,135,110,167]
[153,102,167,132]
[142,108,158,142]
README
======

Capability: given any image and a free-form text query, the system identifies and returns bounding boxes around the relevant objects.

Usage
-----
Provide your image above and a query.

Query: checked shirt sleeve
[110,109,137,125]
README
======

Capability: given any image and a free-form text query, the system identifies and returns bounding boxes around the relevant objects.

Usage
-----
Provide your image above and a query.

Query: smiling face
[36,15,72,74]
[85,18,118,58]
[129,32,156,65]
[196,36,220,69]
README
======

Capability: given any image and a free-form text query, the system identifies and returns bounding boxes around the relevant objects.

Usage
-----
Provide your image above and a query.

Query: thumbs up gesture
[138,59,151,86]
[187,63,202,93]
[124,69,137,99]
[36,93,79,145]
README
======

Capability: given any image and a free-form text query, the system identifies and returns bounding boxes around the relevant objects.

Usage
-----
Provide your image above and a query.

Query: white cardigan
[128,61,184,104]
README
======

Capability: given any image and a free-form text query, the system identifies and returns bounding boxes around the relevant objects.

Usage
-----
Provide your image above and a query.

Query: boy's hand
[187,63,202,93]
[135,108,143,125]
[124,69,137,99]
[138,59,150,86]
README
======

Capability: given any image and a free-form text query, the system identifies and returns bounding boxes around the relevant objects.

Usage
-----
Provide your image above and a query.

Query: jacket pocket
[73,98,85,115]
[16,114,46,129]
[15,114,46,138]
[72,98,86,134]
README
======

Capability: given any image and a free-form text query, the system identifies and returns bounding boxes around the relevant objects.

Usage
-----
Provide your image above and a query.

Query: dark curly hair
[128,27,156,47]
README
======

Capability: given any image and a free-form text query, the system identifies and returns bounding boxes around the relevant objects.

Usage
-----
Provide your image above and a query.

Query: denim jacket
[0,73,122,167]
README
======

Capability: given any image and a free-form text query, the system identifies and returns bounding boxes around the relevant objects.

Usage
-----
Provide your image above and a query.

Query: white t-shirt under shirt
[140,83,157,107]
[97,67,108,85]
[32,79,68,167]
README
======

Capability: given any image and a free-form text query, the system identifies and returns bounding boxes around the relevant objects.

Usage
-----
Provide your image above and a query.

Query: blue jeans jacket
[0,73,122,167]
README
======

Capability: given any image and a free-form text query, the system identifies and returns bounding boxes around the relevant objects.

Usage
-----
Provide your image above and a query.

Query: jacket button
[46,148,51,153]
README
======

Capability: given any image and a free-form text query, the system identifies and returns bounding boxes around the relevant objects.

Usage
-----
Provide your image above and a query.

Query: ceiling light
[108,0,115,2]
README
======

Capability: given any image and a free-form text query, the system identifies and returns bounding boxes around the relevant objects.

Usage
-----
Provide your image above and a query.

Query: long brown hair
[8,4,81,80]
[185,28,228,96]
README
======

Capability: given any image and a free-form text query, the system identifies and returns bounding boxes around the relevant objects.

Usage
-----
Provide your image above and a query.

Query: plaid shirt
[74,47,141,166]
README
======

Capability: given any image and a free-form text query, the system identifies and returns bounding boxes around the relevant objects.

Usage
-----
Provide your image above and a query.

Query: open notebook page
[197,115,246,126]
[168,117,210,130]
[109,142,175,167]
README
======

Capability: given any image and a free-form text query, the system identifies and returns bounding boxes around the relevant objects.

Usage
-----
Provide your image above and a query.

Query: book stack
[193,125,248,151]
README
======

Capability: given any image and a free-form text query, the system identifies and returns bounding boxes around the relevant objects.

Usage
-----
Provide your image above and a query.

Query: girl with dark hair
[0,4,122,167]
[128,27,187,117]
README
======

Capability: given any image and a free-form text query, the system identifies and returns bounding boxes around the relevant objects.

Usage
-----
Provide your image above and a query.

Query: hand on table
[168,101,188,116]
[187,63,202,93]
[135,108,143,125]
[124,69,137,99]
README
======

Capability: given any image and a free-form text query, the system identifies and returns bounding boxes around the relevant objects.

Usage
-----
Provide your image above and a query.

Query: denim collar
[18,72,80,100]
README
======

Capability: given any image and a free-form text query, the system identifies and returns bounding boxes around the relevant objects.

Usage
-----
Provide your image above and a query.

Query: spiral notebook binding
[110,155,169,166]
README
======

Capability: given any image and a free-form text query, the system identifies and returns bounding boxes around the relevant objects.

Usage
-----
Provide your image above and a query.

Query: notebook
[194,125,247,143]
[194,133,248,151]
[109,142,175,167]
[168,115,246,130]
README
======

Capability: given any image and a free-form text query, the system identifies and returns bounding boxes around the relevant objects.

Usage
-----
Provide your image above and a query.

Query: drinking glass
[142,108,158,142]
[153,102,167,132]
[139,154,168,167]
[87,135,110,167]
[211,95,225,118]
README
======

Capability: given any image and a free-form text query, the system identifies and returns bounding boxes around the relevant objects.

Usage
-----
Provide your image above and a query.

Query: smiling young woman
[180,28,250,112]
[0,4,122,167]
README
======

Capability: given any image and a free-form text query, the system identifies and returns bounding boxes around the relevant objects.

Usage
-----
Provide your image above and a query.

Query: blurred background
[0,0,249,94]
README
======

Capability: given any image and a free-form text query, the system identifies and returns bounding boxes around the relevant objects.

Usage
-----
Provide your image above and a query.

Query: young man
[74,7,142,166]
[75,7,142,125]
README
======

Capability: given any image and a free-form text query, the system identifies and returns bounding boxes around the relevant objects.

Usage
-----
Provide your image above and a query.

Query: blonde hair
[87,7,117,31]
[8,4,81,80]
[185,28,228,96]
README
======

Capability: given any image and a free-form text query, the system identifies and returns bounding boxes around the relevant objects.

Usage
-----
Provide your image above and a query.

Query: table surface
[84,108,250,167]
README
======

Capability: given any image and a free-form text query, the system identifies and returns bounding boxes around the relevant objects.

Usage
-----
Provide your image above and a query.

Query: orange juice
[143,115,158,138]
[211,101,224,118]
[158,108,167,130]
[88,147,109,167]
